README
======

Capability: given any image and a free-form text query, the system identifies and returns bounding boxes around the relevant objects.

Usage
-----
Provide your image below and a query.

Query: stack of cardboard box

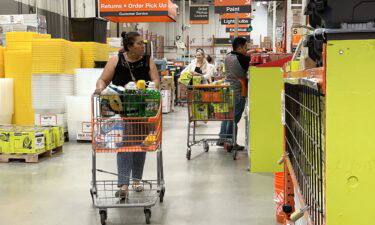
[0,14,47,46]
[160,76,175,113]
[261,37,273,50]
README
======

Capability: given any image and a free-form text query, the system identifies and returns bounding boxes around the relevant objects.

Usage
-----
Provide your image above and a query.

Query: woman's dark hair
[206,55,213,64]
[121,31,141,52]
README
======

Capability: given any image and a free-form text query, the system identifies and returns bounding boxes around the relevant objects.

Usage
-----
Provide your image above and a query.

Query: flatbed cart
[90,93,165,225]
[186,84,237,160]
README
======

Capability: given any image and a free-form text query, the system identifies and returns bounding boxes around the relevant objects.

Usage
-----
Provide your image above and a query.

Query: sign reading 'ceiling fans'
[214,0,252,14]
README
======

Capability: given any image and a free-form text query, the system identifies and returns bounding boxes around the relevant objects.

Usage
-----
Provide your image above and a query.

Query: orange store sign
[100,0,177,23]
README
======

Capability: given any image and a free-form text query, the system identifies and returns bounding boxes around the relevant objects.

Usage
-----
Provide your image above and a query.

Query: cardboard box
[13,131,45,154]
[161,90,171,113]
[192,103,208,120]
[77,121,92,141]
[35,113,66,126]
[192,76,202,85]
[41,127,55,151]
[0,131,13,153]
[161,76,173,90]
[52,126,65,147]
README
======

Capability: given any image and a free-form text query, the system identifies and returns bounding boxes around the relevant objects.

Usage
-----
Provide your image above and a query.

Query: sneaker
[216,141,224,147]
[233,144,245,151]
[115,189,128,199]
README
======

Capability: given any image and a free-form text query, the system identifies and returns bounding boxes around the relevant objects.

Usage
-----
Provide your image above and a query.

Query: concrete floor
[0,106,277,225]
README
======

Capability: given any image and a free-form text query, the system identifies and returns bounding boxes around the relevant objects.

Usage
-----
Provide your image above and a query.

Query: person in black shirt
[95,32,160,199]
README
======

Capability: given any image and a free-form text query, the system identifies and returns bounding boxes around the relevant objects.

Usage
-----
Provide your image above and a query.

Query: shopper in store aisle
[181,48,213,84]
[94,31,160,199]
[206,55,217,80]
[217,37,252,151]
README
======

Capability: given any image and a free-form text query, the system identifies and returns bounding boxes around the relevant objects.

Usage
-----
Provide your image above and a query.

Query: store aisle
[0,106,277,225]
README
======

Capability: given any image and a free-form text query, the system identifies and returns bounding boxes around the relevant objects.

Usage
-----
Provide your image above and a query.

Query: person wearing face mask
[181,48,213,84]
[95,31,160,199]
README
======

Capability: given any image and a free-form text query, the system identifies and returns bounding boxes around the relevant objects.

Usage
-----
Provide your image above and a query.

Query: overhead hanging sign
[99,0,177,23]
[226,27,249,33]
[226,24,250,28]
[220,13,251,25]
[214,0,252,14]
[190,5,209,24]
[221,18,251,25]
[229,32,251,36]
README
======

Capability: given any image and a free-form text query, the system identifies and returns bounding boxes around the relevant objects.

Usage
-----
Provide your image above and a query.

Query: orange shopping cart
[186,84,237,160]
[90,92,164,225]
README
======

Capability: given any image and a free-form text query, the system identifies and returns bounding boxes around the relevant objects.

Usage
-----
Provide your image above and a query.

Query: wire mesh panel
[92,94,162,153]
[187,85,234,121]
[284,83,325,225]
[94,180,159,207]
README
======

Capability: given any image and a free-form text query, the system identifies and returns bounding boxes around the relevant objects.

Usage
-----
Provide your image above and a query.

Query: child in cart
[95,31,160,198]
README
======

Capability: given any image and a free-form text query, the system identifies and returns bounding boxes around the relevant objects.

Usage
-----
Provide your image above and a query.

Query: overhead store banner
[220,13,251,25]
[190,5,209,24]
[99,0,177,23]
[230,35,250,40]
[221,18,251,25]
[214,0,251,14]
[226,24,250,28]
[226,27,248,33]
[229,32,251,36]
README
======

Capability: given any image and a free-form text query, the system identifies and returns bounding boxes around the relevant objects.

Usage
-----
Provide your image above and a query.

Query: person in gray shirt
[217,37,251,151]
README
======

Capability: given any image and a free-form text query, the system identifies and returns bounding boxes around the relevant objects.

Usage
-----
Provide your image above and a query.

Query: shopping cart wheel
[144,208,152,224]
[224,143,232,152]
[99,210,107,225]
[186,148,191,160]
[233,150,237,160]
[159,187,165,203]
[204,142,209,152]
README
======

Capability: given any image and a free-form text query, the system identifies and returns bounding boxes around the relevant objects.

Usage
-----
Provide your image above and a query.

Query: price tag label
[40,115,57,126]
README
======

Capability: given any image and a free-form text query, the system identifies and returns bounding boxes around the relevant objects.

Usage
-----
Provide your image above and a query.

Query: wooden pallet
[51,146,63,155]
[0,146,63,163]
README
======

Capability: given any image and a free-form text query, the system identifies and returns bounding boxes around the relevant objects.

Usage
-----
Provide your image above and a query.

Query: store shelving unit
[283,35,375,225]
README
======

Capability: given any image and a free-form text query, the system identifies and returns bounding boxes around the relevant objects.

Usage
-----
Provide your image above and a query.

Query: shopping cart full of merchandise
[90,93,165,225]
[186,84,237,160]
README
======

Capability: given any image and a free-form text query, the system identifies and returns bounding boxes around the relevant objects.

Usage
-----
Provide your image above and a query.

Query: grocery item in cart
[178,71,192,85]
[100,85,125,117]
[98,116,124,149]
[193,103,208,120]
[144,82,161,117]
[124,82,144,117]
[192,76,202,85]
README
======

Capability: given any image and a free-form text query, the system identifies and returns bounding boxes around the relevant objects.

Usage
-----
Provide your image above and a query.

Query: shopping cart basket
[90,93,165,225]
[186,84,237,160]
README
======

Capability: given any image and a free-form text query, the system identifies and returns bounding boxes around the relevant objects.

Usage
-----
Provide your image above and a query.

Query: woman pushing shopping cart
[90,31,164,225]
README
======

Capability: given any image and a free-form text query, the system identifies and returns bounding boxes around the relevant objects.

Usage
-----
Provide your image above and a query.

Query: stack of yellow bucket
[31,39,80,114]
[32,39,80,75]
[80,42,109,68]
[4,32,50,125]
[0,46,4,78]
